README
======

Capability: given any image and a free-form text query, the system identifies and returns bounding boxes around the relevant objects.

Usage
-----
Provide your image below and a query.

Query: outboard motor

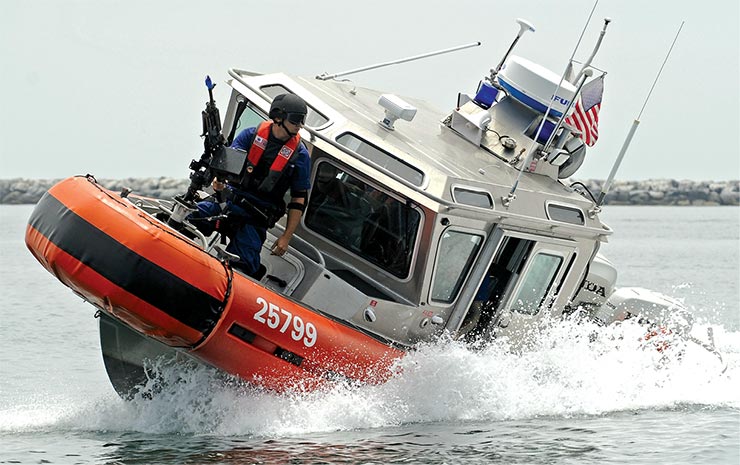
[573,254,691,330]
[594,287,691,330]
[573,254,724,372]
[571,253,617,318]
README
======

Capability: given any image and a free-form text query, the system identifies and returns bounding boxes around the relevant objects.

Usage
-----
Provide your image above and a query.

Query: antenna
[573,18,611,84]
[489,18,536,82]
[590,21,685,215]
[501,0,599,207]
[316,42,482,81]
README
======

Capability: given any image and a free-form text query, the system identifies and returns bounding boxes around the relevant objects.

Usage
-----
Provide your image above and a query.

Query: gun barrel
[178,76,225,204]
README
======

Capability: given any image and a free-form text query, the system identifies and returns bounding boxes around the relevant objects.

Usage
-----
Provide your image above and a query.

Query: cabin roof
[296,75,592,208]
[230,70,608,234]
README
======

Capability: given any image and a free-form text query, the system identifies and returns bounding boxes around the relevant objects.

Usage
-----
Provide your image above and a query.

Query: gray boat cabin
[215,67,611,348]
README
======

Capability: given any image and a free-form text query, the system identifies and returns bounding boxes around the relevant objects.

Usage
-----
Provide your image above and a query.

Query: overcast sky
[1,0,738,181]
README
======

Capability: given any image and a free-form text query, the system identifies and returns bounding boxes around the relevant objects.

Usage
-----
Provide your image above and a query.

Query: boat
[25,17,723,398]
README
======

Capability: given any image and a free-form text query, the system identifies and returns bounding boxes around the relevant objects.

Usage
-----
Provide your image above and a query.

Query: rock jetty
[574,179,739,206]
[0,177,190,205]
[0,177,738,206]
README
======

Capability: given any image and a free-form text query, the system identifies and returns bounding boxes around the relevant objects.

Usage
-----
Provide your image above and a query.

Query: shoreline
[1,177,738,206]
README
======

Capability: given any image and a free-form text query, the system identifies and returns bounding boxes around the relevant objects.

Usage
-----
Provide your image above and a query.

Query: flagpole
[592,21,685,212]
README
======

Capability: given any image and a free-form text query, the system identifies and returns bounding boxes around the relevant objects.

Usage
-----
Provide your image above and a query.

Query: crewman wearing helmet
[192,93,311,278]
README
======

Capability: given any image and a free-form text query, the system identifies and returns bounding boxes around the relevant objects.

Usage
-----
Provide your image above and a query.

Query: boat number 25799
[253,297,318,347]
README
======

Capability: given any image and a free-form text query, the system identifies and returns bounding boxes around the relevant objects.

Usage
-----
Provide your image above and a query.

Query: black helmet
[269,93,308,125]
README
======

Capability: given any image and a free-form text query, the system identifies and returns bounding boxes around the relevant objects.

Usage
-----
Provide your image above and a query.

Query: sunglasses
[286,113,306,125]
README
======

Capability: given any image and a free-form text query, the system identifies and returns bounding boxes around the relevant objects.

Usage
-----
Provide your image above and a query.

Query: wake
[3,319,738,436]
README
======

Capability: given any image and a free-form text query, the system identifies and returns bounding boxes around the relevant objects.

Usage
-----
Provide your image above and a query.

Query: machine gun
[180,75,226,204]
[169,76,250,226]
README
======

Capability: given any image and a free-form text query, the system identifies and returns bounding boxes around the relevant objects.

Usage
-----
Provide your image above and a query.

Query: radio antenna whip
[542,16,612,153]
[316,42,482,81]
[573,17,612,84]
[591,21,685,214]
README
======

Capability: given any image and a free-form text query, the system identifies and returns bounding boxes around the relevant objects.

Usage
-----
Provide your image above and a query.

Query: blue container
[474,81,499,109]
[534,118,556,144]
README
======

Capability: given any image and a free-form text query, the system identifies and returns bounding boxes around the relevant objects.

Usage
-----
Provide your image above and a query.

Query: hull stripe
[29,193,223,334]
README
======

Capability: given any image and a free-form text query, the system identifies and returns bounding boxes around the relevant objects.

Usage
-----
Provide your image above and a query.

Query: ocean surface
[1,204,738,464]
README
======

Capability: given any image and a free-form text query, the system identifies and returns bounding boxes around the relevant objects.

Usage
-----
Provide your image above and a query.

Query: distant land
[0,177,738,206]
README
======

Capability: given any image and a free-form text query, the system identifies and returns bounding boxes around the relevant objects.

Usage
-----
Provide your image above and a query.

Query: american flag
[565,74,604,147]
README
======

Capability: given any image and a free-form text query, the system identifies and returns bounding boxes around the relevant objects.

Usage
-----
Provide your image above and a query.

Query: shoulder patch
[254,135,267,150]
[279,146,294,159]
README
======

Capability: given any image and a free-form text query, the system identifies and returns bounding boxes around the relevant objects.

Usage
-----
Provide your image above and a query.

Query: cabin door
[462,233,576,342]
[493,237,576,341]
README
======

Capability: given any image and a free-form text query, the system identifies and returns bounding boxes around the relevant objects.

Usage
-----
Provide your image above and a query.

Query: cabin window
[336,133,425,187]
[260,84,330,128]
[230,103,267,143]
[510,253,563,315]
[431,230,483,303]
[305,161,421,278]
[452,186,493,209]
[547,204,585,225]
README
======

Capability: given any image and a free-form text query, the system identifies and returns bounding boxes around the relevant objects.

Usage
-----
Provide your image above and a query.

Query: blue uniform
[191,125,311,276]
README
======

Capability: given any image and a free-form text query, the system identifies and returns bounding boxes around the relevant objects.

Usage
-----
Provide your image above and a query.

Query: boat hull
[26,176,403,393]
[99,311,175,398]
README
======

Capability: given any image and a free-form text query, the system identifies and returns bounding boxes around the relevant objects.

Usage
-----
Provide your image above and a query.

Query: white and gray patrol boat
[26,17,723,397]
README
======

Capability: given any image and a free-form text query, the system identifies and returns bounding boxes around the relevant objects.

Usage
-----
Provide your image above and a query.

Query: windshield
[305,162,421,278]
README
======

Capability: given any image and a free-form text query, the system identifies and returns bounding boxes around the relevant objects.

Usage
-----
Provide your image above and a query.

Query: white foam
[3,319,738,436]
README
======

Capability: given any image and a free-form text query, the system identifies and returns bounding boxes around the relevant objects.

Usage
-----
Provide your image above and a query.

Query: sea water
[1,204,738,464]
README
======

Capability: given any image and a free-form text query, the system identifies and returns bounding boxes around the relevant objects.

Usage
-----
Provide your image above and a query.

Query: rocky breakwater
[574,179,739,206]
[0,177,190,205]
[0,177,738,206]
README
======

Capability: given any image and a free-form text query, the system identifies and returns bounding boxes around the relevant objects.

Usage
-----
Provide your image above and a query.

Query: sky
[1,0,738,181]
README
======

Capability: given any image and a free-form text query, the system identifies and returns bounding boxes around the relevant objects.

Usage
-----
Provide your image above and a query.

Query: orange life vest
[246,121,300,183]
